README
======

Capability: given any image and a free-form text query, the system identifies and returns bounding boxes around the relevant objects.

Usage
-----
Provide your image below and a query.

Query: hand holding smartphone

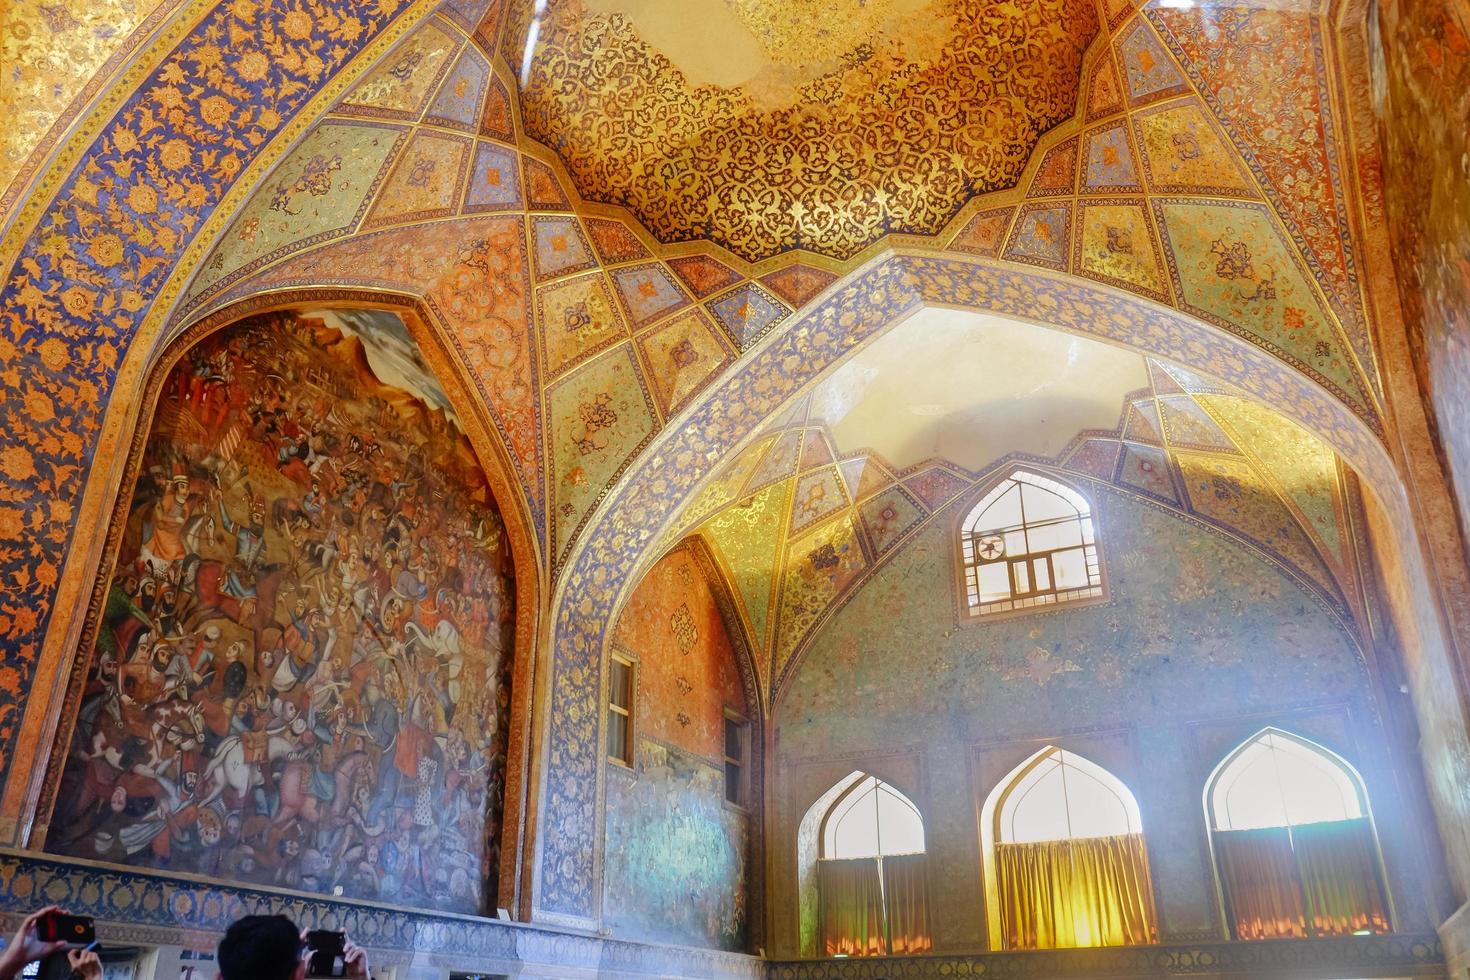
[304,930,346,978]
[33,913,95,949]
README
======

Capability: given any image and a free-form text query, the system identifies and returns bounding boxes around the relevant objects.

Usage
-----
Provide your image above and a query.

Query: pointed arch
[32,289,543,917]
[958,468,1106,618]
[981,746,1158,950]
[799,771,933,957]
[819,774,927,860]
[534,249,1449,923]
[1204,728,1392,939]
[680,534,769,949]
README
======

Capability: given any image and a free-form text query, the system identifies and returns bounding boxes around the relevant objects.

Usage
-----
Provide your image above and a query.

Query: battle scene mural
[46,309,516,915]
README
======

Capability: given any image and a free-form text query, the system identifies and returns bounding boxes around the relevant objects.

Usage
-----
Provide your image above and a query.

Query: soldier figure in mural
[48,311,515,915]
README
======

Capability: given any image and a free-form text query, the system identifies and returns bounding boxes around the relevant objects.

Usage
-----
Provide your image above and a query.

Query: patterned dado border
[0,852,1443,978]
[0,851,764,980]
[767,935,1445,979]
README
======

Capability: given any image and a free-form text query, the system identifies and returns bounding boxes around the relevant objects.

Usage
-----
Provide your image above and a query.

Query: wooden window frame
[607,652,636,768]
[956,470,1107,622]
[723,708,749,811]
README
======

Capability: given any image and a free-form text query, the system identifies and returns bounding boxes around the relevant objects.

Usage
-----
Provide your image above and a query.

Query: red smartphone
[35,912,95,947]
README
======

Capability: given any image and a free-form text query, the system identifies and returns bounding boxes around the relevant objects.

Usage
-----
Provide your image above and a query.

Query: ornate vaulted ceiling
[506,0,1099,261]
[138,0,1386,588]
[0,0,1409,887]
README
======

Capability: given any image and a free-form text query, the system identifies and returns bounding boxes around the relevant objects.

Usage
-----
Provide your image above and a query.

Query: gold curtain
[995,833,1158,950]
[1292,819,1390,936]
[819,858,885,956]
[1214,827,1308,939]
[880,853,933,954]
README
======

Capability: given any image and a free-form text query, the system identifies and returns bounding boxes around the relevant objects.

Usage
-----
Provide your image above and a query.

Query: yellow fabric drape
[995,833,1158,950]
[880,853,933,954]
[819,858,885,956]
[1214,827,1308,939]
[1292,819,1390,936]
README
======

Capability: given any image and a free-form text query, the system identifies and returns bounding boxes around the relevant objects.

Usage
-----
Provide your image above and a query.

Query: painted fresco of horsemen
[49,312,516,915]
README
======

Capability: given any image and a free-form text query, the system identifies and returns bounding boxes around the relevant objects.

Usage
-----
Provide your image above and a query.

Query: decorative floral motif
[512,0,1097,260]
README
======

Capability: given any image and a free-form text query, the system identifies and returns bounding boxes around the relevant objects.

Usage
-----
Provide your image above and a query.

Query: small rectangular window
[607,655,635,766]
[723,713,748,807]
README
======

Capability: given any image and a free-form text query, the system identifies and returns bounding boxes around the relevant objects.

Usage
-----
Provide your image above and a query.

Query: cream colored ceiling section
[807,309,1151,471]
[586,0,946,103]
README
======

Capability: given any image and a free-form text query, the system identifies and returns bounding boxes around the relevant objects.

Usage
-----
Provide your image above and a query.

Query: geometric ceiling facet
[532,215,598,282]
[1158,394,1237,452]
[537,272,630,378]
[704,479,792,666]
[363,130,472,228]
[585,218,653,264]
[790,465,852,536]
[610,263,693,330]
[1118,441,1178,503]
[1081,123,1141,193]
[337,20,460,119]
[1132,101,1255,196]
[859,483,928,559]
[186,121,403,302]
[1116,17,1188,106]
[1005,203,1072,270]
[761,265,840,308]
[1175,450,1342,603]
[1029,137,1079,197]
[708,283,791,350]
[426,45,492,130]
[464,141,524,212]
[1085,52,1125,120]
[548,343,659,562]
[668,254,744,299]
[949,207,1016,258]
[1154,199,1374,420]
[1074,200,1168,301]
[1201,394,1347,565]
[636,309,736,416]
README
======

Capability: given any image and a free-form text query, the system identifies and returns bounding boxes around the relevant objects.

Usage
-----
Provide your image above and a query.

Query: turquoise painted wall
[773,486,1434,952]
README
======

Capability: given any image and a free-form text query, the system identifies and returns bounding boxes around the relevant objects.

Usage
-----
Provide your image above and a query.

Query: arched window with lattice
[1206,729,1391,940]
[960,470,1104,617]
[810,774,933,957]
[981,747,1158,950]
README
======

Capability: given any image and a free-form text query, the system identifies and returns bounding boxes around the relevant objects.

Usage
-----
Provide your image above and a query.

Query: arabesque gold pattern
[512,0,1098,261]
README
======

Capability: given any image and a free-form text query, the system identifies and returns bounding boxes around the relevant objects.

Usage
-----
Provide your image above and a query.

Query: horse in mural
[198,732,298,809]
[179,555,289,651]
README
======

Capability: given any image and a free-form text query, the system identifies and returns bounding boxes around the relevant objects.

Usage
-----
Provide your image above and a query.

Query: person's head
[216,914,303,980]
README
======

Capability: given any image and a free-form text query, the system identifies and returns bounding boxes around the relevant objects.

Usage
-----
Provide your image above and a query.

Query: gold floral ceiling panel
[510,0,1099,261]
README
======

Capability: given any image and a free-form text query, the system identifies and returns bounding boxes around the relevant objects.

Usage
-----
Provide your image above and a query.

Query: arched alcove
[535,250,1469,931]
[599,537,763,952]
[959,468,1106,619]
[40,306,521,915]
